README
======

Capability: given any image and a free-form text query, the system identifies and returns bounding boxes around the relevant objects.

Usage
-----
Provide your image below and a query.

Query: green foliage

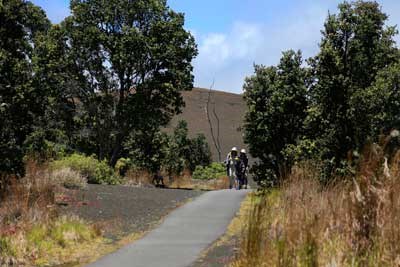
[49,218,95,247]
[243,50,308,186]
[50,154,120,185]
[187,134,212,173]
[164,121,212,176]
[304,1,399,180]
[193,162,226,180]
[1,0,198,177]
[27,217,97,255]
[164,121,191,176]
[351,63,400,137]
[126,120,211,177]
[0,237,15,257]
[24,129,69,161]
[127,130,170,173]
[27,225,49,250]
[115,158,133,176]
[0,0,50,175]
[163,137,186,178]
[243,1,400,186]
[39,0,198,166]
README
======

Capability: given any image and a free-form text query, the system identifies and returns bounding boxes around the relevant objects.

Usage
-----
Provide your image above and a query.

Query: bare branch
[205,79,222,162]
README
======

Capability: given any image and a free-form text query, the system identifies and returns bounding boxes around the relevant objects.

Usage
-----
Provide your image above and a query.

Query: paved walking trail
[86,189,249,267]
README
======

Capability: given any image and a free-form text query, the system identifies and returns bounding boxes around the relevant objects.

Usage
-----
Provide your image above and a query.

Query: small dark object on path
[152,173,165,188]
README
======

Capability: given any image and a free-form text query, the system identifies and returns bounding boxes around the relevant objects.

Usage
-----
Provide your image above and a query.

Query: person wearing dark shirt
[239,149,249,189]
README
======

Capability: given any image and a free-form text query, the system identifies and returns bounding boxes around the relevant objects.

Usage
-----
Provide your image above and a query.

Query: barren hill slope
[168,88,247,162]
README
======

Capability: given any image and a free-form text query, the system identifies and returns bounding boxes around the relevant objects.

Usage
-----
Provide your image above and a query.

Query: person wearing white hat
[225,147,239,189]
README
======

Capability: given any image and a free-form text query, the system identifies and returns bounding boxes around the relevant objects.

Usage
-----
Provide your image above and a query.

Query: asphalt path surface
[86,189,249,267]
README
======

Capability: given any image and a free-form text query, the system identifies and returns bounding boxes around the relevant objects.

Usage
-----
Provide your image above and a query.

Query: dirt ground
[58,185,203,240]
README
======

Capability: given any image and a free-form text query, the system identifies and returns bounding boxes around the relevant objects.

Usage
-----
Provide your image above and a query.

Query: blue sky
[31,0,400,93]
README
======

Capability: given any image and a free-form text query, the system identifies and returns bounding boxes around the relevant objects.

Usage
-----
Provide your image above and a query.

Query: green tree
[127,129,169,174]
[162,121,189,178]
[163,136,185,180]
[30,24,83,157]
[243,50,308,186]
[173,120,191,160]
[352,63,400,139]
[187,134,212,173]
[125,120,211,177]
[43,0,197,166]
[306,1,399,178]
[0,0,50,174]
[169,120,212,173]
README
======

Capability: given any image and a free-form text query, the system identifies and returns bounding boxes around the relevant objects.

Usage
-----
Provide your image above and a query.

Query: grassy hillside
[168,88,247,162]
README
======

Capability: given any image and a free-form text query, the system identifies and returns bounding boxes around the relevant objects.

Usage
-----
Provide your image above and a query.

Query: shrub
[115,158,132,176]
[50,154,120,185]
[50,168,87,189]
[187,134,212,173]
[192,163,226,180]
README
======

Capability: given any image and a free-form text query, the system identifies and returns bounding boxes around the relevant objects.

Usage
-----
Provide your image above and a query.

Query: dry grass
[123,168,230,191]
[124,168,153,187]
[0,160,101,266]
[168,170,230,190]
[0,160,57,229]
[232,142,400,267]
[50,167,88,189]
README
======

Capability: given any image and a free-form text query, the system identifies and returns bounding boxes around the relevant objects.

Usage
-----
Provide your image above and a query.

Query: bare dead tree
[212,97,222,160]
[205,80,222,162]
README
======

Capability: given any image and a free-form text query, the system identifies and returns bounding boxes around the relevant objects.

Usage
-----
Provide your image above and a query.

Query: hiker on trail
[239,149,249,189]
[235,156,246,190]
[225,147,239,189]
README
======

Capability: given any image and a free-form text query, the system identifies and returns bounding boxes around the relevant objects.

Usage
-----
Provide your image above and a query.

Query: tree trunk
[109,132,125,167]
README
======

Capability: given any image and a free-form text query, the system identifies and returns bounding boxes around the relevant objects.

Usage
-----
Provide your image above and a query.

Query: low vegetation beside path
[232,145,400,267]
[0,161,103,266]
[0,158,207,266]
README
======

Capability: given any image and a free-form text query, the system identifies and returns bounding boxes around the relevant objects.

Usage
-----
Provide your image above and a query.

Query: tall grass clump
[50,167,87,189]
[233,140,400,267]
[0,160,101,266]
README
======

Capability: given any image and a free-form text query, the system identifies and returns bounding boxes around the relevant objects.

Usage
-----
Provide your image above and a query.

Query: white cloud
[193,1,400,94]
[193,22,265,92]
[195,22,263,69]
[193,16,327,93]
[199,33,231,66]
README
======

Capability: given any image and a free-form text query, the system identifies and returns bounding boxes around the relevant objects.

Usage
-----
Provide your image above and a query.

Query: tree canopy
[244,1,400,185]
[51,0,197,166]
[0,0,198,177]
[0,0,50,174]
[244,50,308,186]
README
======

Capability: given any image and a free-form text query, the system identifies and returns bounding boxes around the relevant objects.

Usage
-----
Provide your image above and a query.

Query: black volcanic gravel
[59,185,203,239]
